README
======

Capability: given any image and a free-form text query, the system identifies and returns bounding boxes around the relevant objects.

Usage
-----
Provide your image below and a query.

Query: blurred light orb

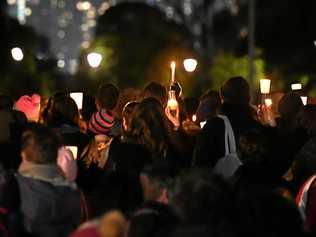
[57,59,65,68]
[81,1,91,10]
[11,47,24,61]
[183,58,198,72]
[192,114,197,122]
[24,8,32,16]
[87,52,102,68]
[7,0,16,5]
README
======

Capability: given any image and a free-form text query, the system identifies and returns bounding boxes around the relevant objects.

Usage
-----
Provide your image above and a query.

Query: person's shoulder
[0,170,20,210]
[202,116,225,131]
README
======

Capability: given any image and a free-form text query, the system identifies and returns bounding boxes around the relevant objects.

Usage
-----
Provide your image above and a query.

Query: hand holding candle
[166,90,180,129]
[167,90,178,111]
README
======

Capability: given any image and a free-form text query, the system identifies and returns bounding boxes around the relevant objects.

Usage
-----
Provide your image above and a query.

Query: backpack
[213,115,242,178]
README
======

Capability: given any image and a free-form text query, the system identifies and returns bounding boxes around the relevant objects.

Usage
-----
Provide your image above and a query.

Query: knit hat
[57,147,78,182]
[88,109,115,135]
[15,94,41,122]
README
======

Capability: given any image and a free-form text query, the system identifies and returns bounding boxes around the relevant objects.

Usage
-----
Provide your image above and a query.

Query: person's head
[40,92,67,123]
[297,104,316,135]
[220,76,250,105]
[196,90,221,122]
[114,88,141,120]
[96,83,120,111]
[128,205,178,237]
[122,101,139,132]
[140,162,173,204]
[15,94,41,122]
[234,191,303,237]
[278,92,303,120]
[0,95,13,110]
[98,211,127,237]
[143,82,168,107]
[80,94,97,122]
[238,129,274,165]
[21,124,61,164]
[44,95,79,127]
[171,169,232,226]
[128,98,170,158]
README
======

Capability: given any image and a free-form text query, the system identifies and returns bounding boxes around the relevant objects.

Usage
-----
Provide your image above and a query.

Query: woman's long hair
[125,98,171,159]
[43,94,79,128]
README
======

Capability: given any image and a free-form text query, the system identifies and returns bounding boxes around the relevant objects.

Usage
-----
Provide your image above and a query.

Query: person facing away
[88,83,120,137]
[290,105,316,192]
[0,124,81,237]
[274,92,308,174]
[0,95,27,170]
[193,76,261,168]
[43,94,89,156]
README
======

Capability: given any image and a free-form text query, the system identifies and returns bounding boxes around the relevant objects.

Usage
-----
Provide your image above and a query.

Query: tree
[210,51,266,91]
[0,2,57,98]
[77,2,202,95]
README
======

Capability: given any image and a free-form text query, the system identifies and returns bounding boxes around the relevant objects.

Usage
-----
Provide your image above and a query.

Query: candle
[291,83,302,91]
[66,146,78,159]
[200,121,207,128]
[192,114,197,122]
[167,98,178,110]
[260,79,271,94]
[301,96,308,106]
[264,98,273,107]
[167,90,178,111]
[170,61,176,84]
[70,92,83,110]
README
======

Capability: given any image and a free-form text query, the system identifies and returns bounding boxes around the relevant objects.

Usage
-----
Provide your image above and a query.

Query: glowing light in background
[183,58,198,72]
[87,52,102,68]
[11,47,24,61]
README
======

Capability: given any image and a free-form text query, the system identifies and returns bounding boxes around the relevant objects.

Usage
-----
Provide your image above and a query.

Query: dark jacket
[0,169,81,237]
[194,103,261,168]
[292,136,316,192]
[52,124,90,157]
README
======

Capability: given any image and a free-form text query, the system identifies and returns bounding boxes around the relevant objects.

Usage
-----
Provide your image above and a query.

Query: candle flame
[170,61,176,69]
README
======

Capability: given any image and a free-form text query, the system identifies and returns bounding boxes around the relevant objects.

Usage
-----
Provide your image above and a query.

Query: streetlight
[11,47,24,61]
[183,58,198,72]
[87,52,102,68]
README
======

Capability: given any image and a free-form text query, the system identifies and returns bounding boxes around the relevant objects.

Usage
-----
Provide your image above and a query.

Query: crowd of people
[0,76,316,237]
